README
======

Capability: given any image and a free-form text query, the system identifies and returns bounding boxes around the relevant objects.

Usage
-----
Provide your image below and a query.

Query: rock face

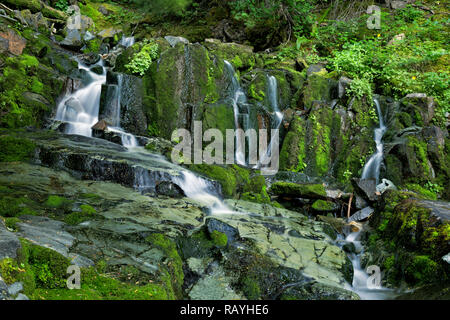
[0,160,357,300]
[348,207,374,223]
[0,27,26,55]
[0,220,21,260]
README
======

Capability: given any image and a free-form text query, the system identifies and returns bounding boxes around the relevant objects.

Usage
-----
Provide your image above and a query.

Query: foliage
[0,136,36,162]
[125,41,159,76]
[133,0,192,17]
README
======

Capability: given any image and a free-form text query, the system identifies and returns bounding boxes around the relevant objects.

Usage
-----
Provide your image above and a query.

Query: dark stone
[90,65,104,75]
[352,178,379,202]
[206,218,239,245]
[343,242,357,254]
[155,181,186,198]
[81,52,100,65]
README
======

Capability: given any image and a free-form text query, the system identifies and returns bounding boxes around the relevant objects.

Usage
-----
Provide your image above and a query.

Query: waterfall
[257,75,283,168]
[55,59,106,137]
[173,171,232,214]
[119,35,135,48]
[106,74,139,148]
[361,98,386,184]
[342,230,397,300]
[224,60,250,166]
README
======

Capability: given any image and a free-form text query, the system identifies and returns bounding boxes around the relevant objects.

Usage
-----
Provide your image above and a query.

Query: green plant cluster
[125,41,159,76]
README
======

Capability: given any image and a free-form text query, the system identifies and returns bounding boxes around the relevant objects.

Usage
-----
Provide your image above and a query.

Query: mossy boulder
[0,136,36,162]
[270,181,327,199]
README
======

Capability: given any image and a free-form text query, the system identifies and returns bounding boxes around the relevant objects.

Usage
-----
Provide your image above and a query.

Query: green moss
[270,182,326,199]
[210,230,228,247]
[64,204,97,225]
[0,196,32,217]
[405,255,438,284]
[44,195,70,208]
[404,183,437,200]
[241,276,261,300]
[0,136,36,162]
[5,217,21,231]
[311,200,335,212]
[145,233,184,298]
[279,116,307,172]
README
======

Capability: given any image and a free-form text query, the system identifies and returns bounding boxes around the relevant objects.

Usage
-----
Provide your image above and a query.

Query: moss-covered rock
[0,135,36,162]
[270,181,327,199]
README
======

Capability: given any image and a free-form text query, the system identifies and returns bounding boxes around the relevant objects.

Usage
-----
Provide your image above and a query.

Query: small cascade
[361,98,386,184]
[105,73,139,149]
[119,35,135,48]
[173,171,233,214]
[55,59,106,137]
[257,75,283,168]
[342,229,398,300]
[224,60,250,166]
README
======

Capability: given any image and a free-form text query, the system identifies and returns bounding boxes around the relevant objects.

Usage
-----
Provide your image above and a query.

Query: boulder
[270,182,327,200]
[155,181,186,198]
[92,119,109,131]
[7,282,23,296]
[387,33,406,46]
[390,1,408,9]
[401,93,435,126]
[338,76,352,99]
[0,220,21,260]
[352,178,379,202]
[164,36,189,47]
[348,207,375,222]
[376,179,397,194]
[206,217,239,246]
[0,28,26,55]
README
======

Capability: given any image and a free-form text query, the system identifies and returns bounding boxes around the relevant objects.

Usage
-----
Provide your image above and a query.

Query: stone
[343,242,357,254]
[98,5,112,16]
[0,28,26,55]
[81,52,100,65]
[92,119,109,131]
[376,179,397,194]
[352,178,378,202]
[164,36,189,47]
[390,1,408,9]
[206,218,239,245]
[155,181,186,198]
[7,282,23,296]
[387,33,406,46]
[0,279,8,300]
[402,93,435,125]
[270,182,327,200]
[15,293,29,300]
[348,207,375,222]
[90,65,104,75]
[60,13,93,50]
[355,195,368,210]
[306,64,326,76]
[338,76,352,98]
[0,220,21,260]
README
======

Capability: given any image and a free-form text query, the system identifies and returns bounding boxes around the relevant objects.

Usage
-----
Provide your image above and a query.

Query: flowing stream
[361,98,386,184]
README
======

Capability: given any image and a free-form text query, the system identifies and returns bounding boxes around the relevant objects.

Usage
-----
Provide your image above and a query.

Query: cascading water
[224,60,250,166]
[342,229,399,300]
[361,98,386,184]
[55,59,106,137]
[258,75,283,168]
[173,171,232,214]
[105,73,139,148]
[119,35,135,48]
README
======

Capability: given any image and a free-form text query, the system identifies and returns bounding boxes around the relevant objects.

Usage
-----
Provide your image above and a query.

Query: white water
[257,75,283,168]
[361,99,386,184]
[55,59,106,137]
[173,171,233,214]
[224,60,249,166]
[343,229,398,300]
[119,35,135,48]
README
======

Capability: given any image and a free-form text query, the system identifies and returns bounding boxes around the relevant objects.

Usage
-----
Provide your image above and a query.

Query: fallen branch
[347,193,353,219]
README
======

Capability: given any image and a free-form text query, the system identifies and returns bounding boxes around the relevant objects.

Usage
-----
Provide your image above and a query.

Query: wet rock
[306,64,326,76]
[90,65,104,75]
[390,1,408,9]
[98,5,112,16]
[206,218,239,245]
[342,242,357,254]
[352,178,378,202]
[0,219,21,260]
[311,200,339,213]
[15,293,29,300]
[0,279,7,300]
[155,181,186,198]
[14,9,48,32]
[401,93,435,126]
[7,282,23,296]
[376,179,397,194]
[80,52,100,65]
[164,36,189,47]
[92,119,110,131]
[355,195,368,210]
[348,207,374,222]
[60,9,93,50]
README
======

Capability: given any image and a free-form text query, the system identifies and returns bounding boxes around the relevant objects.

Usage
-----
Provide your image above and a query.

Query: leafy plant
[125,41,159,76]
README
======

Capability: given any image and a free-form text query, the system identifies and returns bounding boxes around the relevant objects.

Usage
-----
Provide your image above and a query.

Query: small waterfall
[343,229,398,300]
[106,74,139,149]
[119,35,135,48]
[257,75,283,168]
[361,99,386,184]
[173,171,232,214]
[55,59,106,137]
[224,60,250,166]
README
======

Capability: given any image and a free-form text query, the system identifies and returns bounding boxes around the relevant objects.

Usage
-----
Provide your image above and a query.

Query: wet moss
[270,182,326,199]
[210,230,228,247]
[0,136,36,162]
[311,200,335,212]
